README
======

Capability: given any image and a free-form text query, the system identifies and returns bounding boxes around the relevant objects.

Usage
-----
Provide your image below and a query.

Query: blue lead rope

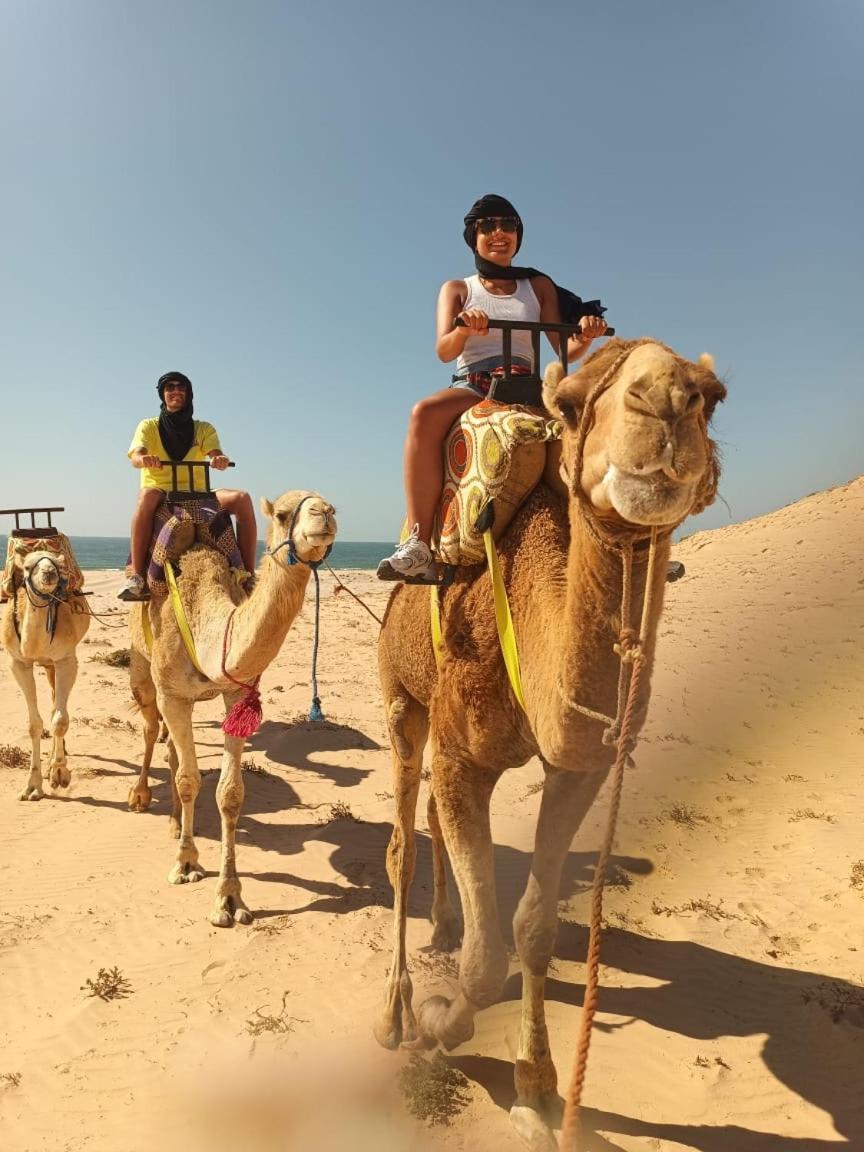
[308,565,324,722]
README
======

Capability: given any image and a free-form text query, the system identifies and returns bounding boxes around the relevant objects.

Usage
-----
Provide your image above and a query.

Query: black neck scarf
[158,400,195,462]
[473,254,606,327]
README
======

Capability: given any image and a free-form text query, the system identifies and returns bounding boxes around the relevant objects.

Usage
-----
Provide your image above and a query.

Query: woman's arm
[532,276,606,364]
[435,279,488,363]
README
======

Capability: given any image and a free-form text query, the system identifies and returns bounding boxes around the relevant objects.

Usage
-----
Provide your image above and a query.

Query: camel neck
[223,549,311,682]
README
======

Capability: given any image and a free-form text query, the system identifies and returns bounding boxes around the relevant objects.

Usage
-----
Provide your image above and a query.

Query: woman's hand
[457,308,490,334]
[577,315,608,342]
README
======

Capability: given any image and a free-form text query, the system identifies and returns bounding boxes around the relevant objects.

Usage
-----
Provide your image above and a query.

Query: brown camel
[2,550,91,800]
[375,339,726,1150]
[127,491,337,927]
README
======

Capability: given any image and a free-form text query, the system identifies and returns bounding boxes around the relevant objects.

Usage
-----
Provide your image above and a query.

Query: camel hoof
[49,764,71,789]
[19,786,45,802]
[168,861,204,885]
[430,914,462,953]
[509,1104,560,1152]
[127,785,152,812]
[373,1016,402,1051]
[210,897,252,928]
[416,994,471,1051]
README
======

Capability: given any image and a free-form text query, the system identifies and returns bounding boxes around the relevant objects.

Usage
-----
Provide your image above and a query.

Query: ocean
[0,536,392,572]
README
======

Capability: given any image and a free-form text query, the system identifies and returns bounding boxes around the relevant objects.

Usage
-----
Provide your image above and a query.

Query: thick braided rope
[559,651,646,1151]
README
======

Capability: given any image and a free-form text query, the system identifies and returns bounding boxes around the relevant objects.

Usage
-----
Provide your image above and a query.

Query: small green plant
[89,648,131,668]
[398,1052,472,1126]
[789,809,836,824]
[0,745,28,770]
[245,992,305,1036]
[328,801,359,823]
[81,966,132,1001]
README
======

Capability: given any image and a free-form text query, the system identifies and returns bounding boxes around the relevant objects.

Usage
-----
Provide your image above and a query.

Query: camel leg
[509,764,608,1152]
[9,658,45,801]
[166,735,181,838]
[210,695,251,927]
[374,693,429,1050]
[414,755,507,1051]
[427,791,461,952]
[46,656,77,789]
[129,651,159,813]
[158,694,205,885]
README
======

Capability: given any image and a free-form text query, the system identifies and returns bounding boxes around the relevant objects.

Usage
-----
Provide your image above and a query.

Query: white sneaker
[377,525,436,581]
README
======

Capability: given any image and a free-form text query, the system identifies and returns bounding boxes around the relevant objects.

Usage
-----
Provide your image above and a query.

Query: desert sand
[1,478,862,1151]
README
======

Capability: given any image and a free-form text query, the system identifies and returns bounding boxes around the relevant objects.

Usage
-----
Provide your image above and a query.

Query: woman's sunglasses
[476,217,519,235]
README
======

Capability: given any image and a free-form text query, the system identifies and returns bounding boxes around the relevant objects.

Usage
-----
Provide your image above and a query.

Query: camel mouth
[599,464,696,527]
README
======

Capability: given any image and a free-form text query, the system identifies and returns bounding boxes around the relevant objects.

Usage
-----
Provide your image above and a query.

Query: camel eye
[686,393,703,412]
[558,401,578,425]
[275,511,288,524]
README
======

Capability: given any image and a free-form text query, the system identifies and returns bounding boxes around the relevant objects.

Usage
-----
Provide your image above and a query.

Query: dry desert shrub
[81,966,132,1001]
[399,1052,471,1126]
[88,648,131,667]
[0,745,28,770]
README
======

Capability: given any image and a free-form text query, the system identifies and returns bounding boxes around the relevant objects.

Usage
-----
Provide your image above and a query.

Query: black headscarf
[156,371,195,462]
[462,194,606,327]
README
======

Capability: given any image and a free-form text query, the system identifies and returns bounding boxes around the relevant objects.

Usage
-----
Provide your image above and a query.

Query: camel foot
[49,763,71,790]
[210,895,253,928]
[127,784,152,812]
[509,1102,561,1152]
[416,993,474,1051]
[19,785,45,802]
[430,912,462,953]
[168,859,204,885]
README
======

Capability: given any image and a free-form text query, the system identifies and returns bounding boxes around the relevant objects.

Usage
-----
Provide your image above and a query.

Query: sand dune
[1,478,862,1150]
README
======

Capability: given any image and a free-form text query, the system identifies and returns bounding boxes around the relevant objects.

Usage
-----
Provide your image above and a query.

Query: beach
[1,478,862,1151]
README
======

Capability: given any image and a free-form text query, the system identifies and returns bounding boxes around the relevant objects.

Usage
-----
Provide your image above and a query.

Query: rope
[324,562,383,626]
[307,566,324,721]
[220,607,263,738]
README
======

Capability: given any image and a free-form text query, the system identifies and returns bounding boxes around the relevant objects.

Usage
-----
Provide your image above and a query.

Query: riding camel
[375,338,726,1150]
[127,490,337,928]
[2,550,90,800]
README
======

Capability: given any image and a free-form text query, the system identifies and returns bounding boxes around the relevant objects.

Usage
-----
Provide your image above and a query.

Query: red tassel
[222,686,263,738]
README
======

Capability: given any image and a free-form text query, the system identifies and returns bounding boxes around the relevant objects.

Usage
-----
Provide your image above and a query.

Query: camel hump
[436,399,562,566]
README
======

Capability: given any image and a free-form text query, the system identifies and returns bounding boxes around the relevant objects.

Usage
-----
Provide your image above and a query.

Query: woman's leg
[403,387,479,545]
[214,489,258,574]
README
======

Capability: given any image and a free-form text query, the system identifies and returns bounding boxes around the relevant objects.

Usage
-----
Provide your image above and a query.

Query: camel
[126,490,337,927]
[1,550,91,800]
[375,338,726,1150]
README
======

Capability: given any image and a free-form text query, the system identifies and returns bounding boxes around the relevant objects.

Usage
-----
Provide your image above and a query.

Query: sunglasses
[476,217,519,235]
[163,382,188,392]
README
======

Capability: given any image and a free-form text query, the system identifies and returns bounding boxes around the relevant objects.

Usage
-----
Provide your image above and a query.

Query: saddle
[125,494,252,598]
[1,532,85,601]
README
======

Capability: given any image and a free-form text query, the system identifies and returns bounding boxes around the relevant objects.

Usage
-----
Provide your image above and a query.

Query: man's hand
[135,453,162,469]
[210,454,230,471]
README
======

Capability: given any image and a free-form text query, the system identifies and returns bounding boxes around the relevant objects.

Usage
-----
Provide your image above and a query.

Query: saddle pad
[1,533,85,599]
[124,495,251,598]
[435,399,562,566]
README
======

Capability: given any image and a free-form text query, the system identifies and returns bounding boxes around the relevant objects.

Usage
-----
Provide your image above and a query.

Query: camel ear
[55,553,67,574]
[693,354,727,423]
[542,361,588,429]
[260,497,274,518]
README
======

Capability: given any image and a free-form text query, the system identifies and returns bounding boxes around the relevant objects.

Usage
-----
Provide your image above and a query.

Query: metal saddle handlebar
[157,459,236,500]
[453,317,615,337]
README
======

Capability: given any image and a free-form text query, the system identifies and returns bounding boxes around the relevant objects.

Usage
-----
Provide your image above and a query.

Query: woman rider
[378,194,608,582]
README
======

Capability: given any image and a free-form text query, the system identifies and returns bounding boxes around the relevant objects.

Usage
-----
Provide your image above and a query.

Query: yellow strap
[429,586,443,669]
[141,603,153,653]
[483,529,527,712]
[165,560,206,675]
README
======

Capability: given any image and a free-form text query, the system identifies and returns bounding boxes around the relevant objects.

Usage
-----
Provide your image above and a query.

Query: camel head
[543,338,727,530]
[20,550,67,597]
[260,491,338,566]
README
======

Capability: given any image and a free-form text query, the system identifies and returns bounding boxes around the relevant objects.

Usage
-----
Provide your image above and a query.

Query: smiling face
[474,217,520,266]
[544,340,726,529]
[162,381,190,412]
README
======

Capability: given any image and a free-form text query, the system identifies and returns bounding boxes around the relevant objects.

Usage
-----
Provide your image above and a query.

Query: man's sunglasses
[476,217,519,235]
[163,382,189,392]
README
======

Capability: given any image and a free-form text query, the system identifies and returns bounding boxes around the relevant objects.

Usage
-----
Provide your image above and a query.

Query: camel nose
[625,375,704,424]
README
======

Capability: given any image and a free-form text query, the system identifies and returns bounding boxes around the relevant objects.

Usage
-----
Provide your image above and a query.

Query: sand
[1,478,862,1151]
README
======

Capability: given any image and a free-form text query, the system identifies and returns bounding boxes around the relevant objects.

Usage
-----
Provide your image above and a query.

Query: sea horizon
[0,535,392,572]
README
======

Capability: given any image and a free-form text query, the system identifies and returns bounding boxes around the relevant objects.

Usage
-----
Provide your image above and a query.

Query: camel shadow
[243,718,381,788]
[466,922,862,1147]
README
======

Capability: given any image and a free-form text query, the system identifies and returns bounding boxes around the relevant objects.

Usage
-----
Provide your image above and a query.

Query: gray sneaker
[376,525,437,582]
[117,574,151,602]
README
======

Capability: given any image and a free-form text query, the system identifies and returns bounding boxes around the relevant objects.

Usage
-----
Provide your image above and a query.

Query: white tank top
[456,274,541,373]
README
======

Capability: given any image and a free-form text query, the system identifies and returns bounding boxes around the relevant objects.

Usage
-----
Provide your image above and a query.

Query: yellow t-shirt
[128,419,222,492]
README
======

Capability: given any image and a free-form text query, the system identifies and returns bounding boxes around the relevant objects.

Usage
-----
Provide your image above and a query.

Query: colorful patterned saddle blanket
[435,399,563,566]
[1,532,85,600]
[125,494,252,598]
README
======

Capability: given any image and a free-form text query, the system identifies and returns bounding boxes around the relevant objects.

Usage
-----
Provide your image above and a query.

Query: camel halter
[264,496,334,723]
[11,556,69,642]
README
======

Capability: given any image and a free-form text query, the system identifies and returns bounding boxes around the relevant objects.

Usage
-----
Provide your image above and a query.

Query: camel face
[261,491,338,565]
[548,340,725,528]
[22,552,65,597]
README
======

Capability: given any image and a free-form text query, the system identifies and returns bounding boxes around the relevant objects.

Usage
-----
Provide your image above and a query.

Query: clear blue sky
[1,0,861,540]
